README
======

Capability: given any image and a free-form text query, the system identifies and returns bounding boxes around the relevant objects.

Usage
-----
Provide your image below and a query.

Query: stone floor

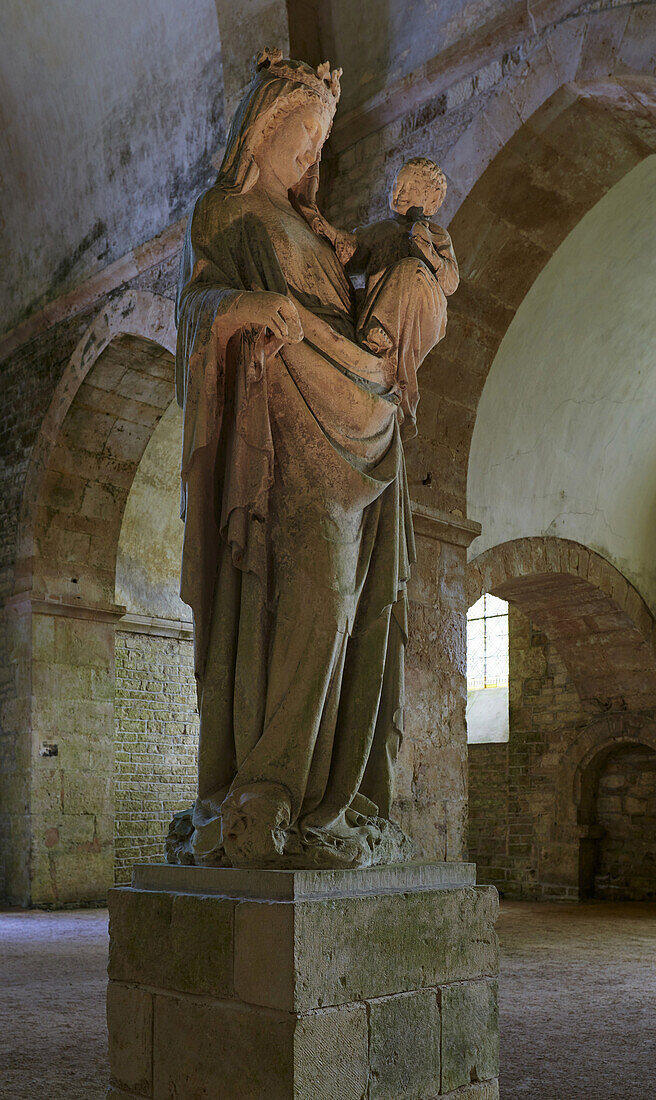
[0,900,655,1098]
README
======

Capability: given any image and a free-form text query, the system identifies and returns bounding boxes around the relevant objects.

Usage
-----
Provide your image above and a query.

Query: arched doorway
[578,741,656,901]
[466,539,656,900]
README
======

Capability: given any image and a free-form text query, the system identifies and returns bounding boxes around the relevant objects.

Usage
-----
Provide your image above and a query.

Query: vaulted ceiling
[468,154,656,613]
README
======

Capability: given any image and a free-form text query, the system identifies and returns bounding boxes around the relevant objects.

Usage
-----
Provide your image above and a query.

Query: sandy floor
[498,901,656,1099]
[0,908,109,1099]
[0,900,655,1098]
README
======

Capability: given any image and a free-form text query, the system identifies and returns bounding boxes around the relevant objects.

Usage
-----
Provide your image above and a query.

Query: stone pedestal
[106,862,499,1100]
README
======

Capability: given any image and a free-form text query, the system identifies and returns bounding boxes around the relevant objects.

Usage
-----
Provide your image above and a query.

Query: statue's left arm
[410,222,460,296]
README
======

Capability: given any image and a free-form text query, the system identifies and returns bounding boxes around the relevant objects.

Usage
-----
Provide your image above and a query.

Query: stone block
[442,1082,499,1100]
[235,900,294,1009]
[441,978,499,1093]
[107,982,152,1096]
[294,1003,369,1099]
[153,993,294,1099]
[368,989,439,1100]
[107,869,498,1098]
[106,1089,148,1099]
[235,884,497,1011]
[108,888,234,996]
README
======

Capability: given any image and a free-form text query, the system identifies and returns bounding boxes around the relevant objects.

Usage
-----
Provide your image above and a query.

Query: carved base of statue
[106,862,500,1100]
[167,787,414,870]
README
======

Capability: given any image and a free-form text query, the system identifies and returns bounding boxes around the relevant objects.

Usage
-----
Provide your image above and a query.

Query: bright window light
[466,594,509,744]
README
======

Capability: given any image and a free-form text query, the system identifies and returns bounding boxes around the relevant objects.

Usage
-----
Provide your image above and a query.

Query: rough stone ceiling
[468,155,656,612]
[0,0,224,335]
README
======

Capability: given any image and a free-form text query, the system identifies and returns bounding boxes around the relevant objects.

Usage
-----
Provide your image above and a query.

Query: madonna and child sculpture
[167,49,459,871]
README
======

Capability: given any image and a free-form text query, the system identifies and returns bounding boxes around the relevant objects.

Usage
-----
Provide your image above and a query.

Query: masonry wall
[594,744,656,901]
[468,605,587,900]
[114,632,198,886]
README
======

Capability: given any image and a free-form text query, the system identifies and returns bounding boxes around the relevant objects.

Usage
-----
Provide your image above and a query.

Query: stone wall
[594,744,656,901]
[114,631,198,886]
[469,605,586,900]
[469,605,656,900]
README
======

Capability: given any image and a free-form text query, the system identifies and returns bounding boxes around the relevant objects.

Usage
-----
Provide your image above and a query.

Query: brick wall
[114,631,198,885]
[468,605,586,900]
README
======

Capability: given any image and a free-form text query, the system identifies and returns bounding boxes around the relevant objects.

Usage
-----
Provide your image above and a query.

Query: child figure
[347,157,460,435]
[349,157,458,349]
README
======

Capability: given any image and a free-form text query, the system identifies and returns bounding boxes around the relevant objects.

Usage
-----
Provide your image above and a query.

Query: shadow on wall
[578,742,656,902]
[115,389,198,886]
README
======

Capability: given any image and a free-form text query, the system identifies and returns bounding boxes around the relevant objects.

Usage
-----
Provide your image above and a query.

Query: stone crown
[256,47,342,112]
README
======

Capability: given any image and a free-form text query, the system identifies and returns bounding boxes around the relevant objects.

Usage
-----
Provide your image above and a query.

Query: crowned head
[217,48,343,197]
[255,48,342,114]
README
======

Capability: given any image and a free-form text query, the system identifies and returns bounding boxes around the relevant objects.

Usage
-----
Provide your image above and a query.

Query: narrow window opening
[466,593,509,744]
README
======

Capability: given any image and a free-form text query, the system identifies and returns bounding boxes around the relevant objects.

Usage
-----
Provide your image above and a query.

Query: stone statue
[167,49,458,870]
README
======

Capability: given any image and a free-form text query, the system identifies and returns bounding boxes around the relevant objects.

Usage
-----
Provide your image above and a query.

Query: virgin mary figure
[167,49,450,869]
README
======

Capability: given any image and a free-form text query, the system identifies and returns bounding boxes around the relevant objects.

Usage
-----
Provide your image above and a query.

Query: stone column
[395,504,481,862]
[106,862,499,1099]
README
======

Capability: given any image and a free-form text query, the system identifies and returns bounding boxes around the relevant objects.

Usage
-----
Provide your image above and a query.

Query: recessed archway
[467,541,656,901]
[467,537,656,712]
[5,292,177,905]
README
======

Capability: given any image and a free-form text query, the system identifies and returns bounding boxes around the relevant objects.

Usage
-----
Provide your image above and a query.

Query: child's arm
[411,222,460,295]
[345,223,380,277]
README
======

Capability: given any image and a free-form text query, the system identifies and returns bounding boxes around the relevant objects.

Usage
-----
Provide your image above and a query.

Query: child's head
[391,157,447,217]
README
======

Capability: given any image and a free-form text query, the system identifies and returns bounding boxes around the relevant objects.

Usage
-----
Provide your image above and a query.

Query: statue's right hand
[232,291,304,344]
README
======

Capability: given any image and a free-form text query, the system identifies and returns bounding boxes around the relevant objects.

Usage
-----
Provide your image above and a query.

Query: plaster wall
[0,0,224,334]
[467,157,656,612]
[290,0,514,113]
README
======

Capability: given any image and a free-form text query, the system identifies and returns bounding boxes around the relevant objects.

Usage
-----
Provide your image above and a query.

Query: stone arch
[466,537,656,712]
[15,290,176,603]
[6,291,177,906]
[555,711,656,829]
[412,74,656,514]
[554,712,656,898]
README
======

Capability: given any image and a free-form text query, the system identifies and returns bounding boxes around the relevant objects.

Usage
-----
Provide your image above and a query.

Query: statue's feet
[166,788,416,870]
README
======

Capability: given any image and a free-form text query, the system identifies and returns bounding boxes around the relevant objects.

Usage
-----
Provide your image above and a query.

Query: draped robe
[173,180,445,867]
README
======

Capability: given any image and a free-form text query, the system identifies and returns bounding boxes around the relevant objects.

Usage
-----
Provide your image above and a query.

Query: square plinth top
[130,861,477,901]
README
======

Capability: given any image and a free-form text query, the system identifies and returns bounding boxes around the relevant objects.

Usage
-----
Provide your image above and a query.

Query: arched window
[466,594,509,744]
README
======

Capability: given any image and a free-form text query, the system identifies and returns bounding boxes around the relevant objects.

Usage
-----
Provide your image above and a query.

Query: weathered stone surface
[106,982,152,1096]
[3,0,656,914]
[235,884,497,1011]
[106,1089,149,1100]
[368,989,440,1099]
[235,900,295,1009]
[106,874,499,1097]
[294,1003,369,1099]
[114,630,198,885]
[441,1082,499,1100]
[469,591,656,902]
[134,859,476,899]
[441,978,499,1093]
[153,994,294,1100]
[108,887,234,995]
